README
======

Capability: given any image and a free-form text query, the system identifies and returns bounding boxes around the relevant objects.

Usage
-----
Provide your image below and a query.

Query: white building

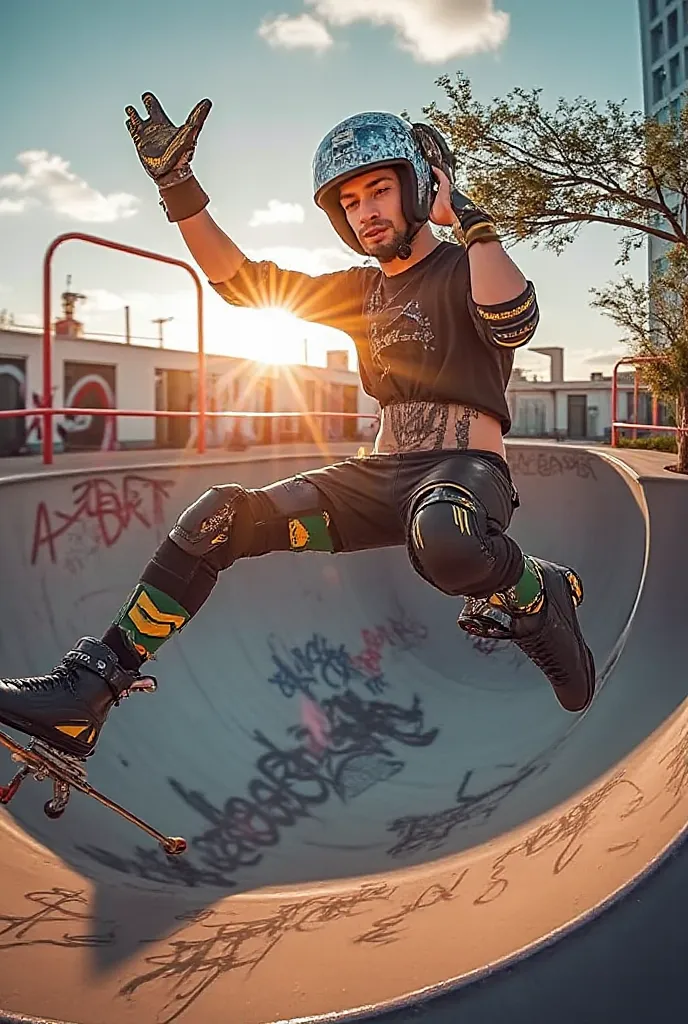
[0,316,378,457]
[506,347,641,441]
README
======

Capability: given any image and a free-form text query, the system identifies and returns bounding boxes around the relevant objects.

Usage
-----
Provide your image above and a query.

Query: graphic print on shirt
[365,286,436,380]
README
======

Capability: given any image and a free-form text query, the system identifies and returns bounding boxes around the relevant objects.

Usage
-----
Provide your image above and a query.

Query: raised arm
[124,92,246,283]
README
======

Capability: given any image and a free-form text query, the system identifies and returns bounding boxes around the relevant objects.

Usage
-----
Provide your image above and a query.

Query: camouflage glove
[413,121,499,249]
[124,93,212,222]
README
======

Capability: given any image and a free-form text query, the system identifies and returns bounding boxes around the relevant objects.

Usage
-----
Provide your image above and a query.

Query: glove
[413,121,499,249]
[124,93,212,222]
[448,186,499,249]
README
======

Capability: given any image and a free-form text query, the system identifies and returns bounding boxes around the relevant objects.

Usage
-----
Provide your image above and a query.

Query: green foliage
[417,71,688,265]
[616,434,677,452]
[590,244,688,402]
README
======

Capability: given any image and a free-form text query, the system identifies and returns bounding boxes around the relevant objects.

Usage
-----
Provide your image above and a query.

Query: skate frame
[0,678,186,856]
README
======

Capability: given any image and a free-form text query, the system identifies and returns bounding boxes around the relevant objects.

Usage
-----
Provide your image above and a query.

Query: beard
[360,224,408,263]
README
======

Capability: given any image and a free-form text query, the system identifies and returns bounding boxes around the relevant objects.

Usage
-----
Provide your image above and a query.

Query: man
[0,96,595,762]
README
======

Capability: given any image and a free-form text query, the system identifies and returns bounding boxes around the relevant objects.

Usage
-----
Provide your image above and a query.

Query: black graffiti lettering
[473,873,509,905]
[0,888,115,948]
[268,633,363,699]
[80,674,439,886]
[472,772,648,905]
[269,613,428,701]
[509,450,597,480]
[658,725,688,821]
[386,762,544,858]
[355,870,469,945]
[121,885,394,1023]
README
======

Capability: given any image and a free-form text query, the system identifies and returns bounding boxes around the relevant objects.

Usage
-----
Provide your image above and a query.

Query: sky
[1,0,645,380]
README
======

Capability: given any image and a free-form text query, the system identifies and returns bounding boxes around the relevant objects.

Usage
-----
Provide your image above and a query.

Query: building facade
[0,325,378,456]
[506,347,641,441]
[638,0,688,278]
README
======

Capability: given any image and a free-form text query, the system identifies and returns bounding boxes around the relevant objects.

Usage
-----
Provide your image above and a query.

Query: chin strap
[395,221,425,260]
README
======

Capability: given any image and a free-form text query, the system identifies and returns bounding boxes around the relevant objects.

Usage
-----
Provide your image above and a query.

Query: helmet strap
[395,222,423,261]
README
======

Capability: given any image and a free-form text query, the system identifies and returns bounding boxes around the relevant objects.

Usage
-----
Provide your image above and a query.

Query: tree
[417,73,688,467]
[590,246,688,470]
[420,71,688,263]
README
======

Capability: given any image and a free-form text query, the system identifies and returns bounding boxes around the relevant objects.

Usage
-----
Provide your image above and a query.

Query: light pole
[152,316,173,348]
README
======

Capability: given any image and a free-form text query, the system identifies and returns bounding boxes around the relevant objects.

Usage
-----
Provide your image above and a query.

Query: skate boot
[0,637,155,759]
[458,558,596,712]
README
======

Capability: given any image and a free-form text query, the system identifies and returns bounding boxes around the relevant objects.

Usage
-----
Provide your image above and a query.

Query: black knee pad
[408,484,496,596]
[170,483,254,570]
[137,484,252,617]
[141,477,340,619]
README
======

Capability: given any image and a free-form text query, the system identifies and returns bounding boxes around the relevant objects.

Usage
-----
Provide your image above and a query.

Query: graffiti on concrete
[31,474,174,568]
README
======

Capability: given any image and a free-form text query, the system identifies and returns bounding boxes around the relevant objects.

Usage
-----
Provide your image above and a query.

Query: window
[656,104,669,122]
[671,95,682,117]
[651,22,665,59]
[668,8,679,45]
[670,52,681,86]
[650,0,659,16]
[684,0,688,32]
[653,65,668,101]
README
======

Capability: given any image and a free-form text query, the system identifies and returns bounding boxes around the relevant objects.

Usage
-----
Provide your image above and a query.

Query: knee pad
[408,484,496,596]
[170,476,339,566]
[170,483,253,570]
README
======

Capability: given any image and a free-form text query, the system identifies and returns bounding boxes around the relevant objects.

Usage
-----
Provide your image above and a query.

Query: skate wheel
[163,837,187,856]
[44,801,65,819]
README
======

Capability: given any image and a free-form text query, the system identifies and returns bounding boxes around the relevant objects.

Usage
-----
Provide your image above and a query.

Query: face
[339,167,407,263]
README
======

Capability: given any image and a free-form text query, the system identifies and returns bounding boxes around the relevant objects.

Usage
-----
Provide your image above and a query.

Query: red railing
[611,355,684,446]
[0,231,379,464]
[41,232,205,465]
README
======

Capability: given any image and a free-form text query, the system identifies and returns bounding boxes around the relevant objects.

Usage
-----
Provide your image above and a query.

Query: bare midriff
[372,401,506,458]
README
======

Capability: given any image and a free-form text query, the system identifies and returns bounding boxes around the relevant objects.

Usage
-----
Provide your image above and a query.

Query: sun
[247,306,308,365]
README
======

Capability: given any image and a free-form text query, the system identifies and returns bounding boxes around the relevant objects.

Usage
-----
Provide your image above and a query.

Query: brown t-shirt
[211,241,520,433]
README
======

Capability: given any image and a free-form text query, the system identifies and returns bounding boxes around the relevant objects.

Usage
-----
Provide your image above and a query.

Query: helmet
[312,111,436,258]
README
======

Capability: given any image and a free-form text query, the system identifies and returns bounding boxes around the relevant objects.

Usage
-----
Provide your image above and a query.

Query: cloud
[302,0,509,62]
[580,348,628,371]
[244,245,368,276]
[249,199,306,227]
[0,198,33,215]
[0,151,139,222]
[258,13,334,53]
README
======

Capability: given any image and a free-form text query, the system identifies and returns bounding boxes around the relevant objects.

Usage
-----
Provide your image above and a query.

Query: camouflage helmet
[312,111,436,256]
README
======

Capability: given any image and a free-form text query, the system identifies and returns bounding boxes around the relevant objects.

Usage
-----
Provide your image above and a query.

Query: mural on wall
[62,362,117,451]
[0,357,27,456]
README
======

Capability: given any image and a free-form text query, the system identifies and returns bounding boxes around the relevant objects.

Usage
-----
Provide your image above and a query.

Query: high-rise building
[637,0,688,275]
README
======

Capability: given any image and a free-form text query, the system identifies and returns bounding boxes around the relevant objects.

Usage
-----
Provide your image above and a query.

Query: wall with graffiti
[0,356,27,455]
[0,327,373,455]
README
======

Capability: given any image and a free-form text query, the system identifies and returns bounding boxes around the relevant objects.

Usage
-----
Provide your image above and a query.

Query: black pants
[113,448,528,667]
[259,448,525,599]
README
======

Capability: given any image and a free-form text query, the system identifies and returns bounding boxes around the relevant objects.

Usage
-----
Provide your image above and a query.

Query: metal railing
[0,232,380,464]
[40,232,205,465]
[611,355,683,446]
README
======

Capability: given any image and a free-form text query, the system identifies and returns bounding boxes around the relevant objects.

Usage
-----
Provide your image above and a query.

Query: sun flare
[245,306,308,365]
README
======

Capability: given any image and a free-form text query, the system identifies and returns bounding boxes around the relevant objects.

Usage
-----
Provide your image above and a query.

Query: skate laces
[18,663,80,694]
[517,631,561,680]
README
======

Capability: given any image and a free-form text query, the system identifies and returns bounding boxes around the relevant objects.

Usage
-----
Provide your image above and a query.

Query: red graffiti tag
[31,474,175,566]
[350,614,428,678]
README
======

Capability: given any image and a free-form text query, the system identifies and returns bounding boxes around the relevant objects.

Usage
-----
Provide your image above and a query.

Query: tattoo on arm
[455,407,480,449]
[389,402,449,450]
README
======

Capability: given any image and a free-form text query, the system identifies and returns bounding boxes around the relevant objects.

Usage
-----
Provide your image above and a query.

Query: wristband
[158,173,210,223]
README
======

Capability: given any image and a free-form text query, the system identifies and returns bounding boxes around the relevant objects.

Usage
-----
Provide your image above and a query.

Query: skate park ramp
[0,441,686,1024]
